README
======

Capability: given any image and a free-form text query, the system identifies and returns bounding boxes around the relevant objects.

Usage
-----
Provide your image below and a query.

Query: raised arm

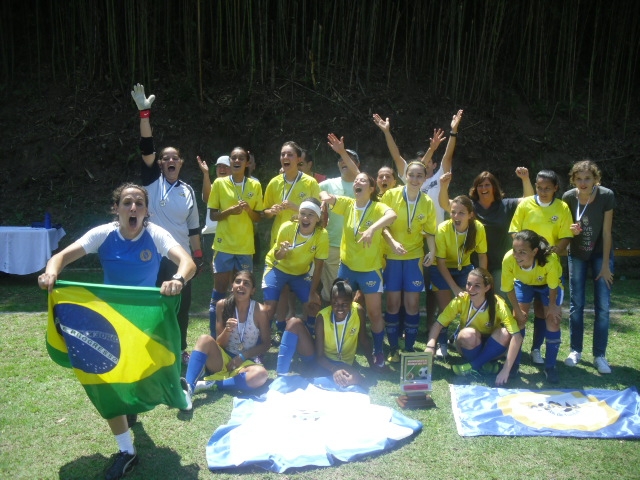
[515,167,534,200]
[198,156,212,203]
[421,129,445,168]
[372,114,407,178]
[131,83,156,168]
[440,109,464,174]
[327,133,360,178]
[438,171,453,212]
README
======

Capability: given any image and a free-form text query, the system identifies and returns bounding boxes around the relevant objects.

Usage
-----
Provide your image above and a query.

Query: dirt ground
[1,75,638,270]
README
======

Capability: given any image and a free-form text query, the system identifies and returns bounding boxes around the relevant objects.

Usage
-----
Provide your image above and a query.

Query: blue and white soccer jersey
[77,222,178,286]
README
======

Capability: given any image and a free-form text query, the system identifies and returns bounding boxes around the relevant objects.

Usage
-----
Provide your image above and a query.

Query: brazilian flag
[46,280,188,418]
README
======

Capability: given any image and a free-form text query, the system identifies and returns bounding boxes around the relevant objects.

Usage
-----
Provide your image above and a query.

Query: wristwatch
[172,274,186,286]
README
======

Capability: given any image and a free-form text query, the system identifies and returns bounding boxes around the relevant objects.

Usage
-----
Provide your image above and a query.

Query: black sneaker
[104,451,138,480]
[545,367,559,384]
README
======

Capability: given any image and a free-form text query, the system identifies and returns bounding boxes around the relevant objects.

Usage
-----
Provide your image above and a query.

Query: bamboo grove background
[1,0,638,127]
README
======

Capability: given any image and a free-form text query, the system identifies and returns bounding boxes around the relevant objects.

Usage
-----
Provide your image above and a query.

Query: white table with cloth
[0,226,66,275]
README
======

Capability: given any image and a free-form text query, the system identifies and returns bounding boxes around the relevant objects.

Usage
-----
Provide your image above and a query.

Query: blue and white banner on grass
[451,385,640,438]
[206,376,422,473]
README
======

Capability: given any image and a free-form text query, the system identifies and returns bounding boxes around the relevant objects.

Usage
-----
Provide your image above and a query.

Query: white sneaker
[180,378,192,411]
[594,356,612,374]
[530,349,544,364]
[194,380,218,393]
[435,344,448,360]
[564,350,582,367]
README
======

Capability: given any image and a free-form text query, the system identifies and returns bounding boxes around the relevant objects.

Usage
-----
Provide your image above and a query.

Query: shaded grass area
[1,269,639,479]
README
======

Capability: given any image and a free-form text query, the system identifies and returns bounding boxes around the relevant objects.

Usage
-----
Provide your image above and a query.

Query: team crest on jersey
[366,280,377,287]
[550,215,559,223]
[298,192,307,199]
[139,250,153,262]
[310,245,317,252]
[217,237,222,243]
[418,214,425,221]
[247,192,254,198]
[349,327,357,336]
[365,220,373,227]
[537,275,544,282]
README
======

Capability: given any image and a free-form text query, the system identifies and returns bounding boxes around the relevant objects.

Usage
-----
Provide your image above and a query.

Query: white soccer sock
[114,430,135,455]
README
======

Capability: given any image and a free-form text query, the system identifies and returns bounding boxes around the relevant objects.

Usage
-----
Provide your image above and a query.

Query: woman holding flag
[38,183,195,480]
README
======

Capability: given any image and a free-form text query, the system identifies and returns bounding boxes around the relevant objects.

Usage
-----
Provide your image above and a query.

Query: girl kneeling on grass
[501,230,564,384]
[277,279,373,386]
[430,195,488,359]
[424,268,522,386]
[181,270,270,409]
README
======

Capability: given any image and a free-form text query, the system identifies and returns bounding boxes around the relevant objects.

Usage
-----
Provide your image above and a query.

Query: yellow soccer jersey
[332,196,392,272]
[501,249,563,292]
[381,186,437,260]
[264,221,329,276]
[509,196,573,246]
[435,220,487,269]
[437,292,520,336]
[319,302,361,365]
[263,172,320,244]
[208,176,263,255]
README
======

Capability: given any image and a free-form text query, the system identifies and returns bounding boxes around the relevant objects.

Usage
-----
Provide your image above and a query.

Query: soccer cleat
[387,348,401,363]
[564,350,582,367]
[480,362,500,375]
[452,363,475,376]
[104,451,138,480]
[530,349,544,364]
[435,344,448,360]
[181,350,191,366]
[373,352,386,368]
[180,377,193,411]
[194,380,218,393]
[545,366,559,384]
[594,356,612,374]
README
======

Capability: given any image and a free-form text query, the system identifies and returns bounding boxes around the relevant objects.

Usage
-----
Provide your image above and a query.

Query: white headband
[299,200,322,218]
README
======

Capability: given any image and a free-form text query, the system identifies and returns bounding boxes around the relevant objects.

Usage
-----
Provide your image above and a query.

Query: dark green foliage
[1,0,638,127]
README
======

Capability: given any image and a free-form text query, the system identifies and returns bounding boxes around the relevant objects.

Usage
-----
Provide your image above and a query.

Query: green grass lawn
[1,269,639,479]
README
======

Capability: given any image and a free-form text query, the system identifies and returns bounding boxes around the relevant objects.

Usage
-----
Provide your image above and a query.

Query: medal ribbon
[332,310,351,360]
[575,186,596,222]
[456,229,468,270]
[282,171,302,201]
[353,200,372,237]
[230,176,247,201]
[159,176,179,205]
[464,299,488,329]
[235,307,246,348]
[403,187,420,233]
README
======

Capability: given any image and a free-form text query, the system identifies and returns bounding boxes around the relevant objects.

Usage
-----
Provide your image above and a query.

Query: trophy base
[396,394,436,409]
